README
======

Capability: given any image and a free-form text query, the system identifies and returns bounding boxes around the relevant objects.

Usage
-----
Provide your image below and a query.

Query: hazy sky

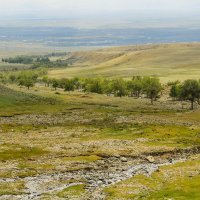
[1,0,200,18]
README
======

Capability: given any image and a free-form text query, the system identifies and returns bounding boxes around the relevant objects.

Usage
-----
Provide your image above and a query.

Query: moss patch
[0,143,47,161]
[0,181,25,196]
[63,155,101,163]
[56,184,86,198]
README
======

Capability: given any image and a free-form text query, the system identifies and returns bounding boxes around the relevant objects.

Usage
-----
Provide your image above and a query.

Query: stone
[146,156,155,163]
[120,157,128,162]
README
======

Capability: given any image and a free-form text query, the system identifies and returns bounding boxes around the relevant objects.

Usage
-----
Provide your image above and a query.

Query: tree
[2,56,33,64]
[36,57,50,64]
[180,79,200,110]
[52,79,59,90]
[23,79,34,90]
[64,79,75,92]
[127,78,143,98]
[111,79,127,97]
[102,79,113,96]
[18,72,37,89]
[71,77,81,90]
[58,78,67,89]
[142,77,162,104]
[85,78,104,94]
[170,84,180,101]
[42,76,51,87]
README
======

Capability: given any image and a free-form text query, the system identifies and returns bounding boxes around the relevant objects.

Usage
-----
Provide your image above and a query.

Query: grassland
[48,43,200,82]
[0,42,200,199]
[0,81,200,199]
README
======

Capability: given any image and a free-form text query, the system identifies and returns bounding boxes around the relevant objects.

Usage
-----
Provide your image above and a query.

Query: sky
[0,0,200,18]
[0,0,200,29]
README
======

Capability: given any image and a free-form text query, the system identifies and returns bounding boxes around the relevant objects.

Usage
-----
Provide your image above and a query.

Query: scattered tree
[112,79,127,97]
[52,79,59,90]
[64,79,75,92]
[142,77,162,104]
[18,72,37,89]
[169,83,180,101]
[179,79,200,110]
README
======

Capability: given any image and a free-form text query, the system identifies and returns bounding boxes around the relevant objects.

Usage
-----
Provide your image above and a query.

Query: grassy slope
[48,43,200,82]
[0,84,200,198]
[0,84,63,116]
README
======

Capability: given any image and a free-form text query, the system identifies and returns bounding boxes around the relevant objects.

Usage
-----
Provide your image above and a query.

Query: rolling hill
[48,43,200,82]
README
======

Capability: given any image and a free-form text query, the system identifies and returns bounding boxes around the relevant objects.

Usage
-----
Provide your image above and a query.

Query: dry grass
[48,43,200,82]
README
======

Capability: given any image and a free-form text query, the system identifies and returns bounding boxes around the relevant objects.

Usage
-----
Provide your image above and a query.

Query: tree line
[42,76,162,104]
[1,72,200,109]
[2,54,69,70]
[45,76,200,109]
[0,69,47,89]
[2,52,67,64]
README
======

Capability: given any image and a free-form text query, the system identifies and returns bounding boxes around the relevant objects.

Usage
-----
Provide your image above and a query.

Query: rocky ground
[1,147,198,200]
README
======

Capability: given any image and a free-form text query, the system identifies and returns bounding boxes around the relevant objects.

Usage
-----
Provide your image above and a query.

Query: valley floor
[0,84,200,199]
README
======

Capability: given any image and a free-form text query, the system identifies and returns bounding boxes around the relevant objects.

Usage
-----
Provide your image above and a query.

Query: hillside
[1,83,200,199]
[1,43,200,199]
[48,43,200,82]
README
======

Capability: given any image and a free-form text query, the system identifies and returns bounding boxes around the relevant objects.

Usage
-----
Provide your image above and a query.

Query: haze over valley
[1,0,200,53]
